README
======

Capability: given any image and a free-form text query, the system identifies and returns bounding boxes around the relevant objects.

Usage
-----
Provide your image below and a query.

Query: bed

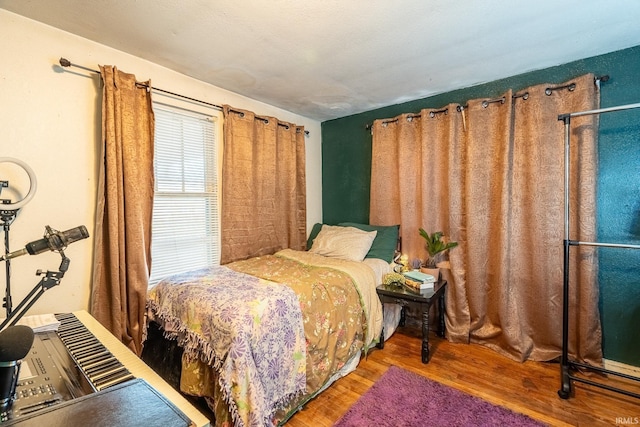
[145,223,401,427]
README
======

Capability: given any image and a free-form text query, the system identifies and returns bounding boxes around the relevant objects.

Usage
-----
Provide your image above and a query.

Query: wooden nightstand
[376,280,447,363]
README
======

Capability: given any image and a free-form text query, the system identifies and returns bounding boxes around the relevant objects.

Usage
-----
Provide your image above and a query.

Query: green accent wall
[321,46,640,366]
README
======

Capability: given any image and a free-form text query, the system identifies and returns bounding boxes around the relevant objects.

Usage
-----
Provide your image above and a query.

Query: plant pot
[420,267,441,281]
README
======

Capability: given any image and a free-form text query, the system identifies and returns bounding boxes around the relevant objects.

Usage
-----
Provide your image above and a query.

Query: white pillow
[309,225,377,262]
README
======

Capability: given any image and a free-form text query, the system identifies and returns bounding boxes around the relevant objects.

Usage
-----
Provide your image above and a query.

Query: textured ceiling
[2,0,640,121]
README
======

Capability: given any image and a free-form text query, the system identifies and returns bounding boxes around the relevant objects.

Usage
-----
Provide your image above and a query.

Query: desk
[376,280,447,363]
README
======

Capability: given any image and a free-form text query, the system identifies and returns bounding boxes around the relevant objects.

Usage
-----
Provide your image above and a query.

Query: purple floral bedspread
[146,266,306,427]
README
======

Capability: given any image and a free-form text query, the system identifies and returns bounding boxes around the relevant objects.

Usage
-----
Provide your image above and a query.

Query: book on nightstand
[403,270,436,290]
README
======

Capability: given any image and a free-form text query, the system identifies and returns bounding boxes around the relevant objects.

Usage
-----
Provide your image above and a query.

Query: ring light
[0,157,37,210]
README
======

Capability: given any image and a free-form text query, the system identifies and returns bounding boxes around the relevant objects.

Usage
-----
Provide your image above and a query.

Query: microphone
[0,325,34,408]
[0,225,89,262]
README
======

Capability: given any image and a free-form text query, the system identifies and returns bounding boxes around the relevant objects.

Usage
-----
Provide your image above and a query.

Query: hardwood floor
[286,328,640,427]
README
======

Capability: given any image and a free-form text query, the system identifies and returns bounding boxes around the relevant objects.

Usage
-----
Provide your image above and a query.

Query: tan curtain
[91,66,154,356]
[509,76,600,363]
[371,74,601,363]
[220,106,306,264]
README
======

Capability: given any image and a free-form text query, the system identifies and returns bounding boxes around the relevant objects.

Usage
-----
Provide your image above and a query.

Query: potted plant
[418,229,458,279]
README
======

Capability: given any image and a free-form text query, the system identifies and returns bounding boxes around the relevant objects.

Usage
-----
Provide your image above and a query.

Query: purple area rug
[333,366,546,427]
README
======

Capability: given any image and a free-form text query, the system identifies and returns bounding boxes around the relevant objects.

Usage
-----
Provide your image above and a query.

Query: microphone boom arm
[0,251,69,332]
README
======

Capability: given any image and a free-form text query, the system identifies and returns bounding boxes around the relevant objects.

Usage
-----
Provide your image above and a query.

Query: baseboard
[603,359,640,377]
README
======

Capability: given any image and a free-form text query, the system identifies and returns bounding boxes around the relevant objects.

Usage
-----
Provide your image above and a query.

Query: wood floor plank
[286,330,640,427]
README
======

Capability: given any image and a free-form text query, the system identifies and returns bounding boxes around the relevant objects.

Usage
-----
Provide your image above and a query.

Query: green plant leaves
[418,228,458,257]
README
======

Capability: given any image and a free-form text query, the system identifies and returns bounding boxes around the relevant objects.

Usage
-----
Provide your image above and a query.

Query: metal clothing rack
[557,102,640,400]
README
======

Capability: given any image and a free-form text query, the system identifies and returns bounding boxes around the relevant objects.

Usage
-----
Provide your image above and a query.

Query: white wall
[0,10,322,317]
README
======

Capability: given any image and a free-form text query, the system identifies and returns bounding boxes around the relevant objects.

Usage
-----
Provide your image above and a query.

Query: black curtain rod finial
[59,57,71,68]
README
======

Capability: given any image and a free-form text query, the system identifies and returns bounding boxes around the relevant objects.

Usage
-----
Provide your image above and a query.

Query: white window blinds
[149,104,220,285]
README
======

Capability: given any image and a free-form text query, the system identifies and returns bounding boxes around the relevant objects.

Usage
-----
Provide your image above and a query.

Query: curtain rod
[58,58,224,111]
[365,74,610,130]
[226,108,308,134]
[58,58,310,136]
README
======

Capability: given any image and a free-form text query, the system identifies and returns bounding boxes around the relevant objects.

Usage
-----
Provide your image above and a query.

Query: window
[149,104,219,285]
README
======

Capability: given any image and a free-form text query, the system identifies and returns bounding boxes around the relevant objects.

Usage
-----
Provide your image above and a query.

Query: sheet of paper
[16,313,61,332]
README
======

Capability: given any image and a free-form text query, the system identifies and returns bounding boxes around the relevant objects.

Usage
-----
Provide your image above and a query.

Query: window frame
[148,102,221,286]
